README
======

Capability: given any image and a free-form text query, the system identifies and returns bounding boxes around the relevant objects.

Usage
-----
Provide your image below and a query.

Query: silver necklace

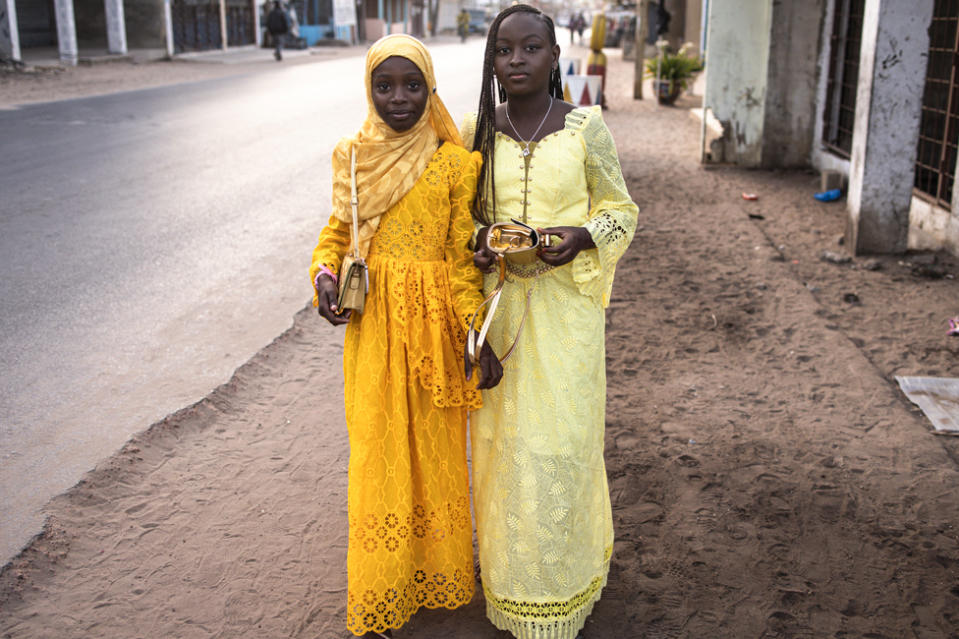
[505,96,554,157]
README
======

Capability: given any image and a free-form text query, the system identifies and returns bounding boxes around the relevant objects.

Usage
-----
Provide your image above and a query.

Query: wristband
[314,265,338,290]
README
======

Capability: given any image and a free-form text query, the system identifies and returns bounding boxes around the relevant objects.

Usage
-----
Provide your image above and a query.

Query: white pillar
[219,0,228,50]
[846,0,933,254]
[54,0,78,65]
[253,0,261,47]
[164,0,174,56]
[1,0,21,61]
[104,0,127,54]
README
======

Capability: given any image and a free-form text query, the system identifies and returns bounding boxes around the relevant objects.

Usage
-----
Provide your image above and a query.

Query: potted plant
[644,41,704,105]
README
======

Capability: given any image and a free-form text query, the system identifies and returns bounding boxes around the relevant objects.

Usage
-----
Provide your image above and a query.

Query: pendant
[522,146,530,157]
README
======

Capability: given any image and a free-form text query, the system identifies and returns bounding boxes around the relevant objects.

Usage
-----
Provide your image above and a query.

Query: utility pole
[633,0,649,99]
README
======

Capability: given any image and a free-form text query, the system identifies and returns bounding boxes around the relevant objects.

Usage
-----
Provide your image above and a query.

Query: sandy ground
[3,49,959,638]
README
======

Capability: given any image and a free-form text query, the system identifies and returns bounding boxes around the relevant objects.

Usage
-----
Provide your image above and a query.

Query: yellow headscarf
[331,34,463,257]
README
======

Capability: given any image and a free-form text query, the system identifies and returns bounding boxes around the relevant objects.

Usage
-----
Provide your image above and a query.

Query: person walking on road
[309,34,501,638]
[461,4,638,638]
[266,0,289,61]
[457,8,470,43]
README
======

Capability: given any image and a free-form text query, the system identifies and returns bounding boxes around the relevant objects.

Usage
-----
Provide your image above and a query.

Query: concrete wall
[761,0,826,168]
[703,0,772,166]
[909,196,953,251]
[846,0,932,254]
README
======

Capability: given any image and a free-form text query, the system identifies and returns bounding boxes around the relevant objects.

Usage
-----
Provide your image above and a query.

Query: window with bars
[914,0,959,208]
[822,0,865,158]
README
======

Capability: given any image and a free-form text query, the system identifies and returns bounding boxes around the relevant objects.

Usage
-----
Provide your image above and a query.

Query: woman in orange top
[309,35,501,638]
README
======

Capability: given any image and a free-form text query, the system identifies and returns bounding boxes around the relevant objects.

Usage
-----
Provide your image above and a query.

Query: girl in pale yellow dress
[309,35,500,638]
[463,5,639,638]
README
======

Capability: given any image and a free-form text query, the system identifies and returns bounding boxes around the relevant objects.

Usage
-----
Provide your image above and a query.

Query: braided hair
[472,4,564,226]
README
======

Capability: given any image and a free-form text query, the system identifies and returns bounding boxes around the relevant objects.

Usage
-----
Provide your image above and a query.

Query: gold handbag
[465,220,553,376]
[336,147,368,315]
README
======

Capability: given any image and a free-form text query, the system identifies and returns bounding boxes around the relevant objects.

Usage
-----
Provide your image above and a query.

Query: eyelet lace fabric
[309,143,485,635]
[461,107,638,639]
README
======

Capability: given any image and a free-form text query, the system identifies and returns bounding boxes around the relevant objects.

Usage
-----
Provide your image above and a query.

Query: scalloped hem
[347,595,475,637]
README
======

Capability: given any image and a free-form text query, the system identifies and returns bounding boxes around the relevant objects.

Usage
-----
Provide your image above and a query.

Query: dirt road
[2,49,959,638]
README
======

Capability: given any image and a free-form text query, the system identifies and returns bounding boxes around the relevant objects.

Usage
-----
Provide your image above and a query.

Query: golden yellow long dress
[309,142,484,636]
[463,106,638,639]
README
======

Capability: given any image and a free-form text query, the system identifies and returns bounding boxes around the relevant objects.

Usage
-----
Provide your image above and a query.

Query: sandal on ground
[948,316,959,337]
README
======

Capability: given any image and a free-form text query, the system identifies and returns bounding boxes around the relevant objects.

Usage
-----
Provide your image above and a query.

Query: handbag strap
[349,146,361,259]
[465,256,533,377]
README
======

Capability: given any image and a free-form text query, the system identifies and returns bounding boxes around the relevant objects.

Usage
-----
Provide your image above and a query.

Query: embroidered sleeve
[445,150,485,333]
[308,217,352,308]
[572,107,639,306]
[308,142,355,307]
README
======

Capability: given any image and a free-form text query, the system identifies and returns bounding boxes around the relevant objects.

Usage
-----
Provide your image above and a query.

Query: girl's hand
[316,274,352,325]
[473,226,498,273]
[472,339,503,390]
[537,226,595,267]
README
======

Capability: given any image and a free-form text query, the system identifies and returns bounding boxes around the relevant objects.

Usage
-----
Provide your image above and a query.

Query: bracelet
[314,265,337,290]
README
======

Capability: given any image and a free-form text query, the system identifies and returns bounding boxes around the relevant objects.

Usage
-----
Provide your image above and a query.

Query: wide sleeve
[572,106,639,306]
[445,149,485,333]
[308,140,355,307]
[458,112,477,151]
[308,214,352,307]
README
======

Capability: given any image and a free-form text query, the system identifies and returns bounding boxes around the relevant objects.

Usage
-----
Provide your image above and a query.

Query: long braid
[472,4,564,227]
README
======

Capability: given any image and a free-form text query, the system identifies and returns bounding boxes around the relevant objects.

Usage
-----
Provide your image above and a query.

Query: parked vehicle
[466,8,489,34]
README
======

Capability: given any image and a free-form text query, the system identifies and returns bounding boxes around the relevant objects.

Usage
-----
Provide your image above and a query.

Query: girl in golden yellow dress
[309,35,500,638]
[463,5,638,638]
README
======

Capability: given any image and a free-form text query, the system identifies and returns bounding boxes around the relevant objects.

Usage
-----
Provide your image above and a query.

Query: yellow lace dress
[463,106,638,639]
[309,142,485,636]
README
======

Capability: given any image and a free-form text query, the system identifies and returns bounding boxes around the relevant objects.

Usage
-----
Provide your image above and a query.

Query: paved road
[0,39,487,563]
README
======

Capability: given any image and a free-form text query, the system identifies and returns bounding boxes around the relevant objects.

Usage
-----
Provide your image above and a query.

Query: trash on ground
[842,292,860,304]
[814,188,842,202]
[948,317,959,337]
[896,376,959,433]
[748,213,765,220]
[742,192,759,201]
[821,250,851,265]
[860,258,882,271]
[912,263,947,279]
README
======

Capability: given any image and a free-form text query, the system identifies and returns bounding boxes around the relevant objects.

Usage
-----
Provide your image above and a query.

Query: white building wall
[703,0,772,167]
[436,0,458,33]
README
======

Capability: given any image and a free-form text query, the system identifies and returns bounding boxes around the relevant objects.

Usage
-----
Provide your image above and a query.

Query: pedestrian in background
[309,34,501,638]
[575,11,586,44]
[457,8,470,43]
[266,0,289,61]
[461,4,638,638]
